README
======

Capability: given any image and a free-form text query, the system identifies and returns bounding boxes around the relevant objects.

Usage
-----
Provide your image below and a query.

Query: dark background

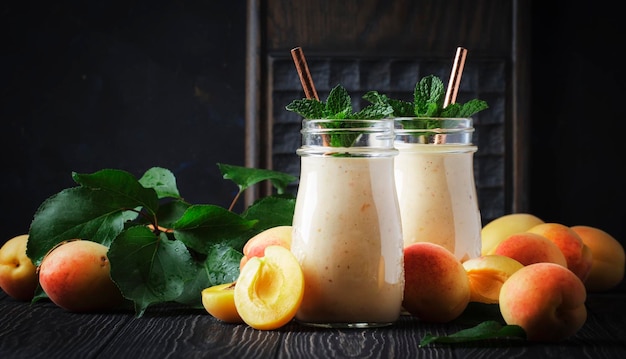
[1,1,248,241]
[529,3,625,244]
[1,1,625,280]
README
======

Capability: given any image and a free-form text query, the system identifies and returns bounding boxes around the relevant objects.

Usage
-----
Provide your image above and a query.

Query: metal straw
[291,47,319,100]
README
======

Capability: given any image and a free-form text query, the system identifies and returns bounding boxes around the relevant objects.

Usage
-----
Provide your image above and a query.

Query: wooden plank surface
[2,291,625,358]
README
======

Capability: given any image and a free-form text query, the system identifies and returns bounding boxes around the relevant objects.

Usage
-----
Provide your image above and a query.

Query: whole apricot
[493,232,568,267]
[499,262,587,342]
[39,240,125,312]
[481,213,544,255]
[239,226,292,270]
[571,225,625,291]
[0,234,38,301]
[527,223,593,281]
[403,242,470,323]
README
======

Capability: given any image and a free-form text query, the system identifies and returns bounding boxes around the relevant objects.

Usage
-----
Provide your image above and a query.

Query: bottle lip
[297,146,399,157]
[392,117,474,142]
[301,118,395,129]
[300,118,396,150]
[393,117,473,131]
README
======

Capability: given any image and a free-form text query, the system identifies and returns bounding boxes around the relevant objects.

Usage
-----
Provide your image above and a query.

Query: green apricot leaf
[153,200,191,229]
[72,168,160,216]
[108,225,198,317]
[242,195,295,230]
[419,321,526,347]
[138,167,181,199]
[174,243,243,308]
[218,163,297,194]
[27,187,141,265]
[26,163,298,316]
[172,204,258,253]
[203,243,243,284]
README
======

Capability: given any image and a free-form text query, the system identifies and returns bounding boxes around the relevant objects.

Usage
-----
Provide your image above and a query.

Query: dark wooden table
[1,290,625,358]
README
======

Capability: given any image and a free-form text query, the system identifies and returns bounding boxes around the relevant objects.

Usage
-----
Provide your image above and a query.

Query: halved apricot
[462,255,524,304]
[234,245,304,330]
[201,282,244,323]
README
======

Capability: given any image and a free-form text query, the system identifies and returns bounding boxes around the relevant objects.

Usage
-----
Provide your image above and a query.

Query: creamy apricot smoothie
[291,155,404,327]
[394,140,482,262]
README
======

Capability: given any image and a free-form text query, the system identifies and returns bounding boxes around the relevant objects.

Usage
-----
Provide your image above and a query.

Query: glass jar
[291,119,404,328]
[393,117,481,262]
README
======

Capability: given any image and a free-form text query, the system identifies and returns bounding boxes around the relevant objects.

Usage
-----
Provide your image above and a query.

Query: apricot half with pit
[234,245,304,330]
[463,254,524,304]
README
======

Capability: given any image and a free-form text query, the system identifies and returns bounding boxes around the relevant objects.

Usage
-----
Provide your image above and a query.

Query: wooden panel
[265,0,512,56]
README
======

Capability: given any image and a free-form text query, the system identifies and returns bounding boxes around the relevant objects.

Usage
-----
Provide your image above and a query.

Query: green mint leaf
[172,204,257,253]
[364,74,488,119]
[420,321,526,347]
[352,103,394,119]
[361,90,388,105]
[321,120,362,147]
[424,102,441,117]
[138,167,181,199]
[414,75,445,116]
[108,225,198,317]
[388,98,415,117]
[285,98,326,118]
[27,186,143,265]
[218,163,297,194]
[363,91,414,117]
[441,103,462,117]
[459,98,489,117]
[325,84,352,118]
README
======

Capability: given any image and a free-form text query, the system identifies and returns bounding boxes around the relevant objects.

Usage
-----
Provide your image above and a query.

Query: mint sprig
[286,84,393,148]
[286,84,393,120]
[365,74,489,118]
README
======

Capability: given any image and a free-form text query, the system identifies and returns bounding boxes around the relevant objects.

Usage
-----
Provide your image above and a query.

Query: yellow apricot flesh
[463,255,524,304]
[201,282,244,323]
[234,245,304,330]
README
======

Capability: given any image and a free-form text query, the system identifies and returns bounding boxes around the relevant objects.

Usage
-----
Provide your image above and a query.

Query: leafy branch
[26,164,297,317]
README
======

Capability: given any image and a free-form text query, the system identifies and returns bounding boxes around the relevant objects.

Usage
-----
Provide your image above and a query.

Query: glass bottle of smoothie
[291,118,404,328]
[394,117,481,262]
